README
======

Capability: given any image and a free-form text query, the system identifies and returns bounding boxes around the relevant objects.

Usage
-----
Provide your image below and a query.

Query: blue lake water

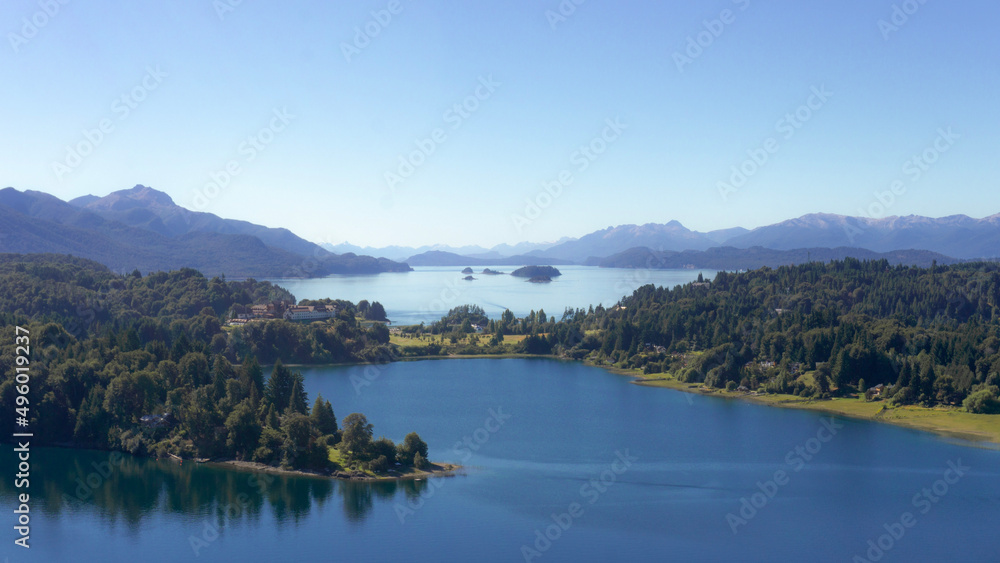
[5,358,999,562]
[268,266,713,325]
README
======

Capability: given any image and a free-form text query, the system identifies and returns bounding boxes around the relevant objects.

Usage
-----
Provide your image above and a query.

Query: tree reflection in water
[1,447,432,529]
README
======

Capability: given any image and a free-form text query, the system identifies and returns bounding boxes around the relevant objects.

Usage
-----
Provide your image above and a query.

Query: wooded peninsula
[2,253,998,481]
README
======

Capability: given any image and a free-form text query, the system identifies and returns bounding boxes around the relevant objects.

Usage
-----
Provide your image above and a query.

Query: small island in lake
[463,275,476,281]
[511,265,561,278]
[481,268,505,275]
[527,276,552,283]
[461,267,474,274]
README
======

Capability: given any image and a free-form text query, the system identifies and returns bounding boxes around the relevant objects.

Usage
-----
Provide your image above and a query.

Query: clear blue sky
[2,0,998,247]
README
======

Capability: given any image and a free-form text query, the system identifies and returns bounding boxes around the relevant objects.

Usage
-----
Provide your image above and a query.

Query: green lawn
[390,332,530,349]
[327,446,461,480]
[389,334,436,348]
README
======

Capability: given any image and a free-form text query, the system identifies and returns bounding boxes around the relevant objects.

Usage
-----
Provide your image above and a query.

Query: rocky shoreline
[209,459,463,482]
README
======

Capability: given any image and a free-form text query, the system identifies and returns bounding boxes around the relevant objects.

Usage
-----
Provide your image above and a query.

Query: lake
[267,266,713,325]
[4,358,998,562]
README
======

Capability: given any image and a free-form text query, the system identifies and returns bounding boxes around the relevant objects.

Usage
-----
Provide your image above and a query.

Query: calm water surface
[268,266,713,324]
[4,359,999,562]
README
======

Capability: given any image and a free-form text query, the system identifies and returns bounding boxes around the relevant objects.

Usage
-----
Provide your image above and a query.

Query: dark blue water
[4,358,999,562]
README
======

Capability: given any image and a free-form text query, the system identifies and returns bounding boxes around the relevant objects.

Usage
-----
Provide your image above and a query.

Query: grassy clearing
[326,447,349,471]
[390,332,530,349]
[797,370,817,388]
[389,334,436,348]
[326,446,460,481]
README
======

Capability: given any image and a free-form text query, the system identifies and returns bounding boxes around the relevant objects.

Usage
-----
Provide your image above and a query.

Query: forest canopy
[2,254,998,475]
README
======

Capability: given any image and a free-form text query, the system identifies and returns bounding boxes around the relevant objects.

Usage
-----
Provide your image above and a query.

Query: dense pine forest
[485,259,1000,412]
[2,254,998,473]
[0,254,424,473]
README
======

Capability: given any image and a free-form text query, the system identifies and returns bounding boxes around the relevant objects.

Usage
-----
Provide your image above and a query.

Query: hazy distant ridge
[368,213,996,266]
[532,215,1000,262]
[592,246,959,270]
[0,186,411,277]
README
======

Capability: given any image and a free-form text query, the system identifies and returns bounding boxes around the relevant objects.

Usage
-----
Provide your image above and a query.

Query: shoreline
[626,371,1000,448]
[275,354,1000,449]
[207,460,463,482]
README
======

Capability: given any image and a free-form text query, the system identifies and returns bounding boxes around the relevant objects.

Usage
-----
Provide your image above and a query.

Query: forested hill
[534,258,1000,412]
[0,253,419,474]
[0,187,412,277]
[0,253,294,335]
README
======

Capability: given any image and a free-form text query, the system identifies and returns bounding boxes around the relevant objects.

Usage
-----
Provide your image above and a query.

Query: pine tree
[241,356,264,396]
[287,378,308,415]
[265,404,279,429]
[310,394,337,436]
[265,359,304,413]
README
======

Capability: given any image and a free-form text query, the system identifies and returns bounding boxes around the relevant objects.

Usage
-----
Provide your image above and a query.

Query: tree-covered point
[357,299,388,322]
[429,304,489,334]
[510,265,561,278]
[0,255,426,473]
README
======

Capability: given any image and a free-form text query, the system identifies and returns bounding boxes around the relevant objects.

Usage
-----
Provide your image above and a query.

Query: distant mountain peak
[68,194,100,208]
[86,185,176,210]
[0,186,411,277]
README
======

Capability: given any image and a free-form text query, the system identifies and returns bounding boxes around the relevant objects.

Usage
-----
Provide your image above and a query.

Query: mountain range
[404,251,574,267]
[590,246,957,270]
[525,215,1000,264]
[0,185,410,278]
[4,184,998,274]
[322,238,574,263]
[68,186,322,257]
[387,214,999,267]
